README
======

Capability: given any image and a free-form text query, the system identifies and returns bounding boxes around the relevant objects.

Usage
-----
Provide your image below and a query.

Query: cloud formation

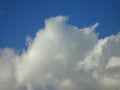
[0,16,120,90]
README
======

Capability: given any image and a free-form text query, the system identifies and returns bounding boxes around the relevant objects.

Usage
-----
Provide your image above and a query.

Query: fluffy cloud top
[0,16,120,90]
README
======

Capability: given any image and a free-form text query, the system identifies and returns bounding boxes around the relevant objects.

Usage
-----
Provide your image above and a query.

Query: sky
[0,0,120,90]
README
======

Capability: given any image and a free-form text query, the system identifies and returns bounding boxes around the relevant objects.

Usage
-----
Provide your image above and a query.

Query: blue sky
[0,0,120,49]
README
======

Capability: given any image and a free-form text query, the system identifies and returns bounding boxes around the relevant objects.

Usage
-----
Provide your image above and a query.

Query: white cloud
[0,16,120,90]
[106,57,120,69]
[0,48,16,90]
[26,35,33,47]
[0,48,26,90]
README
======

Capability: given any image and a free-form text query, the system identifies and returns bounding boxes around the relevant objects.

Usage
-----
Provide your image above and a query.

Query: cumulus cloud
[0,16,120,90]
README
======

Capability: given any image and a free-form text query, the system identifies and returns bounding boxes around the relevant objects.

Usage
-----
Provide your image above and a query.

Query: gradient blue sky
[0,0,120,49]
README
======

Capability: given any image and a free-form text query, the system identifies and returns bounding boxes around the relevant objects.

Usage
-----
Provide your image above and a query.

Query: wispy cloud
[0,16,120,90]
